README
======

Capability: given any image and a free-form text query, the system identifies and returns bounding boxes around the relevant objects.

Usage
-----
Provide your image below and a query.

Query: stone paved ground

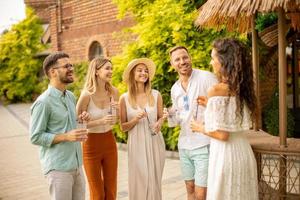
[0,103,186,200]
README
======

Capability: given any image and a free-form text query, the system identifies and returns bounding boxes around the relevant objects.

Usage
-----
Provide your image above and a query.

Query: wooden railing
[247,131,300,200]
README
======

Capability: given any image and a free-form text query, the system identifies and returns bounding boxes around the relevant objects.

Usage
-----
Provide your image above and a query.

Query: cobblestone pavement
[0,103,186,200]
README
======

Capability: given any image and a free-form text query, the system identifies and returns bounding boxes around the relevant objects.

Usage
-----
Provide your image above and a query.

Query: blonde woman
[119,58,166,200]
[76,57,119,200]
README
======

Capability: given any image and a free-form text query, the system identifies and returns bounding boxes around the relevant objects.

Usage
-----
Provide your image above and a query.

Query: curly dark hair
[212,38,257,122]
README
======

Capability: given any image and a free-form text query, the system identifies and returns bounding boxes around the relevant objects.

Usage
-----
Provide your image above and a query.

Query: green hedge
[0,7,46,103]
[255,13,278,32]
[262,89,295,137]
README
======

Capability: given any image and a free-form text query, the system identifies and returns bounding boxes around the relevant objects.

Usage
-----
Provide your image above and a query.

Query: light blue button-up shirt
[30,85,82,174]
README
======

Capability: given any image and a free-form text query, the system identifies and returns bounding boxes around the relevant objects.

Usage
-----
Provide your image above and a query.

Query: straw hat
[122,58,156,83]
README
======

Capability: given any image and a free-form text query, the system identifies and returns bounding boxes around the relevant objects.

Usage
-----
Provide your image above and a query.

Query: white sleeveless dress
[204,96,258,200]
[122,90,165,200]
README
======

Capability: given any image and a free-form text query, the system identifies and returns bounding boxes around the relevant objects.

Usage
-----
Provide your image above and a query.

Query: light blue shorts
[179,145,209,187]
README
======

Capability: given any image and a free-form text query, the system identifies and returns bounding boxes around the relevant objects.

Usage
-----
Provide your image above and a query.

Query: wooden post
[252,14,261,130]
[278,7,287,199]
[278,8,287,147]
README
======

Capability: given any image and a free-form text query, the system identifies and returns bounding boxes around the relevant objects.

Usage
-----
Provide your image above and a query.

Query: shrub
[68,62,89,98]
[0,7,46,103]
[263,89,295,137]
[255,13,278,32]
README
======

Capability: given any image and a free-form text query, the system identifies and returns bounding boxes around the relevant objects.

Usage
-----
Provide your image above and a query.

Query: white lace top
[204,96,252,133]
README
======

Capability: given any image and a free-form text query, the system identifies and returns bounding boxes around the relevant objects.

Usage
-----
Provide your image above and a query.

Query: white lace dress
[204,96,258,200]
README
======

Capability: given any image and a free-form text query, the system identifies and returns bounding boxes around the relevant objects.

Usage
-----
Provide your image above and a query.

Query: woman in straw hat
[119,58,166,200]
[76,56,119,200]
[191,38,258,200]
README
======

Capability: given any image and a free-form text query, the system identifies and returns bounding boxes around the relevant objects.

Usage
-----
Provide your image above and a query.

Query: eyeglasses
[53,63,74,70]
[183,95,189,111]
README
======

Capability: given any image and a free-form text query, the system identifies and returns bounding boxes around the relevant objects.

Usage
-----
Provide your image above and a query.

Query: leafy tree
[111,0,237,149]
[0,7,46,102]
[255,13,277,32]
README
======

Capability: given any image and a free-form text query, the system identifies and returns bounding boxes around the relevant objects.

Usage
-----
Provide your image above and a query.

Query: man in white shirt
[167,46,218,200]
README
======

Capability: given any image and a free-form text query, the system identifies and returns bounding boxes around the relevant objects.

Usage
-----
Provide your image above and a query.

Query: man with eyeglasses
[30,52,89,199]
[166,46,218,200]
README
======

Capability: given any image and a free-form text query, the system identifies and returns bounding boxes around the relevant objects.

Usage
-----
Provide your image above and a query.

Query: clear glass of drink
[108,97,117,125]
[77,119,87,129]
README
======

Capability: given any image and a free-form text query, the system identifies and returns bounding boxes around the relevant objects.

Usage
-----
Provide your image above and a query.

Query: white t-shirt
[169,69,218,150]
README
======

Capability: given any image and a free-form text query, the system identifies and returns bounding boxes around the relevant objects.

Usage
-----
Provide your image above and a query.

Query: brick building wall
[24,0,55,23]
[25,0,134,62]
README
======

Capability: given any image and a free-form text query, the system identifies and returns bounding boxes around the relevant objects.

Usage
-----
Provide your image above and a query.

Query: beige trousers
[45,168,85,200]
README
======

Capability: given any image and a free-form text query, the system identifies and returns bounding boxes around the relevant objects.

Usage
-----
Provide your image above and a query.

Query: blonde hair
[127,64,154,109]
[84,57,113,95]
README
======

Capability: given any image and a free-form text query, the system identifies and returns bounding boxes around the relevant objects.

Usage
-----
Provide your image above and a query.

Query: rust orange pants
[82,130,118,200]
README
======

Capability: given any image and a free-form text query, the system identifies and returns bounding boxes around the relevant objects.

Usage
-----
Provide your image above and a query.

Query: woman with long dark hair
[191,38,259,200]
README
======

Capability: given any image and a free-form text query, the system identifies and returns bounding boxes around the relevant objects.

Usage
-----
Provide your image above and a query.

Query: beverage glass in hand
[107,108,117,125]
[167,107,177,117]
[110,114,118,125]
[144,108,156,136]
[76,120,88,142]
[148,122,157,136]
[164,106,180,122]
[193,99,205,123]
[77,120,87,129]
[191,100,204,133]
[108,97,118,125]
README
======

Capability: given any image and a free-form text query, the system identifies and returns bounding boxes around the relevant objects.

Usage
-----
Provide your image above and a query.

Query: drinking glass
[108,97,117,125]
[144,108,156,136]
[192,98,205,123]
[77,120,87,129]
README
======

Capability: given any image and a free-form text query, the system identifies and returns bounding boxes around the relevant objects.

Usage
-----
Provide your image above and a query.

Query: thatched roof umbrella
[195,0,300,147]
[195,0,300,32]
